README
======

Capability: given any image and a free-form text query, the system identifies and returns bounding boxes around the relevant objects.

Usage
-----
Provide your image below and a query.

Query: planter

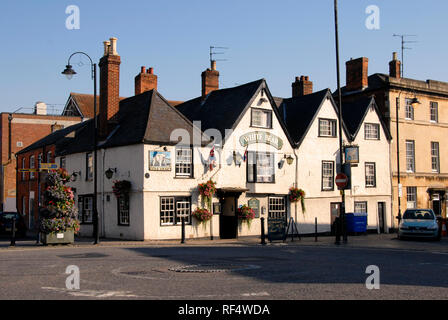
[41,229,74,245]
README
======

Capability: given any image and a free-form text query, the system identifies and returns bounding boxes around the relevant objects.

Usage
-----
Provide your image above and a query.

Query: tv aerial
[393,34,418,78]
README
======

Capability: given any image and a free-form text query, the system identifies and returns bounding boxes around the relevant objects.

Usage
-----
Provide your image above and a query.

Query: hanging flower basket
[198,180,217,210]
[289,187,306,214]
[192,208,213,224]
[238,205,255,227]
[112,180,132,198]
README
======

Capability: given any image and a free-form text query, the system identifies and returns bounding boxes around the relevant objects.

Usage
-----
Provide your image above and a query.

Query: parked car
[0,212,27,238]
[398,209,440,241]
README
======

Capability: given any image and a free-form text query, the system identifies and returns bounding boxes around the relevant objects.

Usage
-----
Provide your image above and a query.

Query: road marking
[241,292,270,297]
[42,287,139,298]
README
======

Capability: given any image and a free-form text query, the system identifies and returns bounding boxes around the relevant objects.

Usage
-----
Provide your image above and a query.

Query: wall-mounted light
[105,168,117,180]
[71,171,81,182]
[278,159,285,169]
[233,151,243,167]
[286,155,294,165]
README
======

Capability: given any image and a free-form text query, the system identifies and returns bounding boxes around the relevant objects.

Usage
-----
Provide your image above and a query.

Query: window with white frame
[175,147,193,177]
[247,152,275,183]
[365,123,380,140]
[268,197,286,219]
[86,153,93,181]
[406,187,417,209]
[365,162,376,188]
[406,140,415,173]
[160,197,191,226]
[118,194,130,226]
[78,195,93,224]
[30,155,35,180]
[22,157,26,181]
[60,157,66,169]
[319,119,337,137]
[405,98,414,120]
[430,102,438,123]
[38,153,43,172]
[47,151,52,163]
[431,142,440,173]
[322,161,334,191]
[251,108,272,128]
[354,201,368,214]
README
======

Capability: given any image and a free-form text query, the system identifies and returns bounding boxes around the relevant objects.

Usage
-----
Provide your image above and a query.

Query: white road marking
[42,287,139,298]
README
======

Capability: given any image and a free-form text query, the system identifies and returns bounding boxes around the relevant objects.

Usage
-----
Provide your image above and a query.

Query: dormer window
[251,108,272,129]
[319,119,337,137]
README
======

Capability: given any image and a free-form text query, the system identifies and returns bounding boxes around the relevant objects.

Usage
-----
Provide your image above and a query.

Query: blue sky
[0,0,447,113]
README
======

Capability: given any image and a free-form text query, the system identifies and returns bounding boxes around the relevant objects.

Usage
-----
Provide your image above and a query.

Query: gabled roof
[279,89,350,147]
[176,79,294,147]
[341,96,392,141]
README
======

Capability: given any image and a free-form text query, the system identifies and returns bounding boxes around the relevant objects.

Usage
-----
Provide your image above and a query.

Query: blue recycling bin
[345,213,367,233]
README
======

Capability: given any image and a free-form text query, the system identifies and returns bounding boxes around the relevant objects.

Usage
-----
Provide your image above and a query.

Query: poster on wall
[149,151,171,171]
[248,198,260,218]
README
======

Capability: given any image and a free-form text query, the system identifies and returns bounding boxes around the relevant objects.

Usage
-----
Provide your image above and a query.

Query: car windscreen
[403,210,435,220]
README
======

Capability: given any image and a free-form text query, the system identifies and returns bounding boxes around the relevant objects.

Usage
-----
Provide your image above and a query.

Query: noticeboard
[248,198,260,218]
[267,218,287,242]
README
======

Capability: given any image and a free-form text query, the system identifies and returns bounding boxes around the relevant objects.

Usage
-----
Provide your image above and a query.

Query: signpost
[40,163,59,171]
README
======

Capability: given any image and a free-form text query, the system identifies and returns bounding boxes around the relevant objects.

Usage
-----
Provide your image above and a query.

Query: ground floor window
[118,195,130,226]
[407,187,417,209]
[268,196,286,219]
[354,201,368,214]
[160,197,191,226]
[78,195,93,224]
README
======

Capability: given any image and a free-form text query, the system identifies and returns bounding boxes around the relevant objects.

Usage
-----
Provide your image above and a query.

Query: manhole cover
[168,264,260,273]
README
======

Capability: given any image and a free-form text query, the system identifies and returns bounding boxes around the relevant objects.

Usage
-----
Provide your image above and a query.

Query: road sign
[40,163,59,171]
[335,173,348,189]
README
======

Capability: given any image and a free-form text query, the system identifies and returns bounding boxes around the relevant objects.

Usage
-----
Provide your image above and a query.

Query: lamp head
[62,65,77,80]
[410,97,421,107]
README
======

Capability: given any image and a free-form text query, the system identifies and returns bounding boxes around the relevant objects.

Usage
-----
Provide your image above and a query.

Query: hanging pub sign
[149,151,171,171]
[344,145,359,164]
[239,131,283,150]
[248,198,260,218]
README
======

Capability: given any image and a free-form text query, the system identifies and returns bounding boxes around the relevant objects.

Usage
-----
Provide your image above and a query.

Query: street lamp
[395,91,421,230]
[62,52,99,245]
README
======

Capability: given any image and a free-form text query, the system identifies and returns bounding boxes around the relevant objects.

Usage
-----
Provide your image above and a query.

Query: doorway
[330,203,341,235]
[219,196,238,239]
[377,202,386,234]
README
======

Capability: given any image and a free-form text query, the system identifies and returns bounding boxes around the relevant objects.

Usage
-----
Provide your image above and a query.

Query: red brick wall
[201,69,219,97]
[346,57,369,92]
[135,67,158,95]
[99,54,121,137]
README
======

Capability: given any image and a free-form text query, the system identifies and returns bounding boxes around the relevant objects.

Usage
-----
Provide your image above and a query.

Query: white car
[398,209,440,241]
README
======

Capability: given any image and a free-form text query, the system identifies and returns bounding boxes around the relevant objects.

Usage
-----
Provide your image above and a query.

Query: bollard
[315,217,318,242]
[260,217,266,245]
[10,218,16,247]
[181,217,185,244]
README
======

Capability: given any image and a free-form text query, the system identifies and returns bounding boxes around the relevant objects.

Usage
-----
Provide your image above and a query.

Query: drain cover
[168,264,260,273]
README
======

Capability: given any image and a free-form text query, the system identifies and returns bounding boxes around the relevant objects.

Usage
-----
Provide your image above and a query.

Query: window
[251,108,272,128]
[38,153,43,172]
[406,140,415,173]
[160,197,191,226]
[431,142,440,173]
[175,147,193,177]
[319,119,337,137]
[354,202,368,214]
[247,152,275,183]
[60,157,66,169]
[406,187,417,209]
[405,98,414,120]
[22,157,26,181]
[78,195,93,224]
[86,153,93,181]
[365,162,376,188]
[268,197,286,219]
[322,161,335,191]
[430,102,438,123]
[365,123,380,140]
[30,155,35,180]
[118,194,130,226]
[47,151,52,163]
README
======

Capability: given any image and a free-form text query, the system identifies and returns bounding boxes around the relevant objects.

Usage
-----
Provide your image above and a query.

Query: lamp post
[62,52,99,245]
[334,0,347,244]
[395,92,420,230]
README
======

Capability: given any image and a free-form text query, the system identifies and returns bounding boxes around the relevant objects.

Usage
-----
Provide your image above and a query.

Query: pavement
[1,233,447,253]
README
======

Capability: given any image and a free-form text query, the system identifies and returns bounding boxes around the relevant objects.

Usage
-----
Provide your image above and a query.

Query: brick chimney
[99,37,121,138]
[292,76,313,97]
[346,57,369,92]
[389,52,401,79]
[135,66,158,95]
[201,60,219,98]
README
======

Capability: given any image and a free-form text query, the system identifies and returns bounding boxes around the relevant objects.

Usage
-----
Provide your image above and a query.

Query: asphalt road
[1,241,447,300]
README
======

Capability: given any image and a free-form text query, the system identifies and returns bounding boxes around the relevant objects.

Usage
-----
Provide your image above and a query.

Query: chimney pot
[211,60,217,71]
[141,66,146,74]
[148,67,154,74]
[109,37,118,55]
[103,41,110,56]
